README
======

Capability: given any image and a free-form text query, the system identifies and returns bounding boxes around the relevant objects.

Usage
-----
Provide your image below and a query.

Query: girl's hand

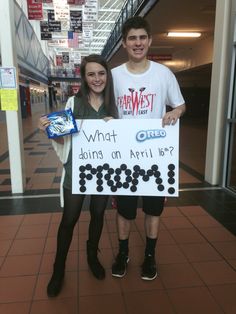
[38,115,64,144]
[103,116,114,122]
[38,115,50,131]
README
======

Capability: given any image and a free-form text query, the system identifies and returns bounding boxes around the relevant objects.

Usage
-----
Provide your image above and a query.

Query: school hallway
[0,102,236,314]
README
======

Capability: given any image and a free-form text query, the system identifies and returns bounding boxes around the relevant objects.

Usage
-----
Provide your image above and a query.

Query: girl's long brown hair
[76,54,118,118]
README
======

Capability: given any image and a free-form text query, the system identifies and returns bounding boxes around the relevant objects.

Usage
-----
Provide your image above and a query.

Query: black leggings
[54,188,108,270]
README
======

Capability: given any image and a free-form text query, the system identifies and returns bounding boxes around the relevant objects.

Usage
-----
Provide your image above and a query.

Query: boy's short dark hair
[122,16,151,40]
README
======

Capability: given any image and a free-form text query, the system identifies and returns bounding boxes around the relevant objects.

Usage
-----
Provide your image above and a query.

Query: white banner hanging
[54,2,70,20]
[83,0,98,22]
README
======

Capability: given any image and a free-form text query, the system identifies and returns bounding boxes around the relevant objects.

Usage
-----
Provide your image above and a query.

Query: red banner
[67,0,85,4]
[27,0,43,20]
[148,54,172,61]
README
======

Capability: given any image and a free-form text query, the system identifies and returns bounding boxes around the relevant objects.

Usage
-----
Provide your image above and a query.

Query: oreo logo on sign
[136,129,166,142]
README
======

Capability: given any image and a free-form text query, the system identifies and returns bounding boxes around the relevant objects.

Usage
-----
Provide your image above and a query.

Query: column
[0,0,25,193]
[205,0,231,184]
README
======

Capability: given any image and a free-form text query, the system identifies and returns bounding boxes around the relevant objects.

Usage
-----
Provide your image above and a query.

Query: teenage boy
[111,16,186,280]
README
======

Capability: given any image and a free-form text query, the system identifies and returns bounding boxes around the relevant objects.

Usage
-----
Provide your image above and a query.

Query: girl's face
[85,62,107,95]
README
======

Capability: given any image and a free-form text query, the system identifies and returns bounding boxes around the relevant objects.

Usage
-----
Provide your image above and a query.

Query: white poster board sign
[72,119,179,196]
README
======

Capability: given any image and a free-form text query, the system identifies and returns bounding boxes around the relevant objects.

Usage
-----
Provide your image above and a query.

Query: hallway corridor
[0,103,236,314]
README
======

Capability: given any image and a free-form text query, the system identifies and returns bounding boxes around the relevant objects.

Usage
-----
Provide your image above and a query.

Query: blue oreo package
[46,108,78,139]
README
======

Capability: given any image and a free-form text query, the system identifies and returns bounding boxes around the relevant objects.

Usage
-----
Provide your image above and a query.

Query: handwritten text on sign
[72,119,179,196]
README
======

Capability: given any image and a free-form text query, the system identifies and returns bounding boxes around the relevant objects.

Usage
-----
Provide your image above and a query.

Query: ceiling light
[167,32,201,38]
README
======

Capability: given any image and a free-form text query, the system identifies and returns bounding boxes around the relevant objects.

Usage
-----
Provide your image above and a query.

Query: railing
[47,67,81,81]
[14,1,49,83]
[101,0,159,60]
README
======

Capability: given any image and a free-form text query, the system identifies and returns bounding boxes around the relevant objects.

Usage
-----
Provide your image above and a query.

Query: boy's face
[122,28,152,62]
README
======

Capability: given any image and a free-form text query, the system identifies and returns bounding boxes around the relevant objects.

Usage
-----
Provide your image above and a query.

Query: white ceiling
[38,0,216,79]
[109,0,216,69]
[91,0,124,53]
[43,0,124,56]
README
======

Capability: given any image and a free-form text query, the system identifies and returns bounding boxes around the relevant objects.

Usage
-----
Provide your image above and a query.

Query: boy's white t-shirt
[111,61,184,119]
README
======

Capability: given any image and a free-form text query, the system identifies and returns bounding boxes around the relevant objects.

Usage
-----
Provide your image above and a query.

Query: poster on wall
[72,119,179,196]
[0,67,16,89]
[0,90,18,111]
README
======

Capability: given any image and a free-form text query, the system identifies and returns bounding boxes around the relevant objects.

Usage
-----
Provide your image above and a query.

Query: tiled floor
[0,103,236,314]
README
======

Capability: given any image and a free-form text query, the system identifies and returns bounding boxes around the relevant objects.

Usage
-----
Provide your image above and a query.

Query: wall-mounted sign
[148,54,172,61]
[0,67,17,89]
[0,89,18,111]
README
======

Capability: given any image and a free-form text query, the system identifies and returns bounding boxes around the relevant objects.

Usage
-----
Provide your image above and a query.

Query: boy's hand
[162,104,186,127]
[162,110,180,126]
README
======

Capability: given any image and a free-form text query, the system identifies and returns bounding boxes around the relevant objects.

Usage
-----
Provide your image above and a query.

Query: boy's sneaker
[112,252,129,277]
[141,255,157,280]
